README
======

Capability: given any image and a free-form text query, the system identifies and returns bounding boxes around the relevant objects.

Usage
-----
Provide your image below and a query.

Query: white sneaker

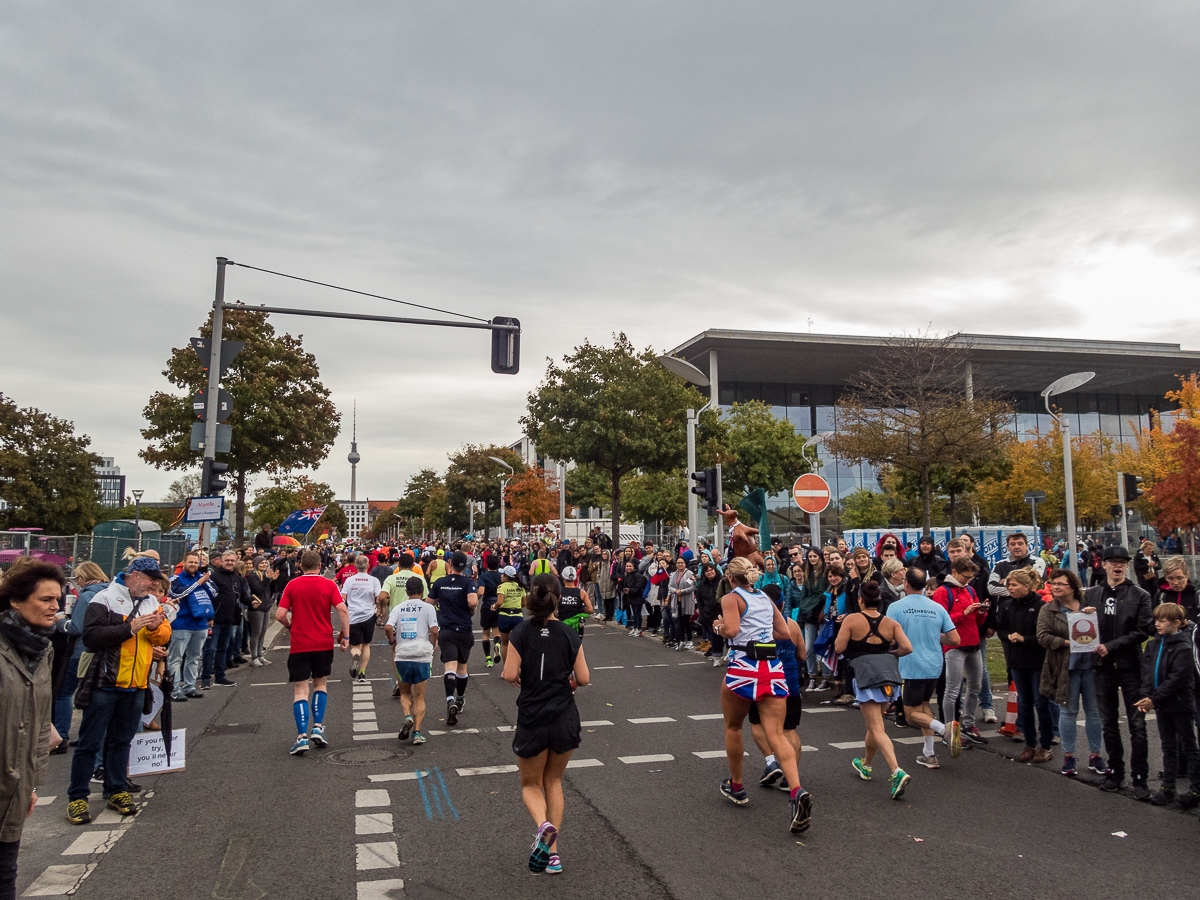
[683,641,694,650]
[806,679,818,692]
[250,658,263,668]
[983,709,998,724]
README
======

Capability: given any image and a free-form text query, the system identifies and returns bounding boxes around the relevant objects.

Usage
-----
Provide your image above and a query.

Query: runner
[385,577,439,746]
[886,567,962,768]
[276,550,350,755]
[713,556,812,833]
[501,573,590,874]
[426,549,449,585]
[429,551,479,727]
[557,566,594,638]
[341,555,382,682]
[751,615,807,792]
[493,565,526,667]
[478,555,503,667]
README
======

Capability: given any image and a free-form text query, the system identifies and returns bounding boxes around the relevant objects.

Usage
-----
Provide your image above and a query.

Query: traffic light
[490,317,521,375]
[1123,473,1144,503]
[691,468,718,517]
[201,458,229,496]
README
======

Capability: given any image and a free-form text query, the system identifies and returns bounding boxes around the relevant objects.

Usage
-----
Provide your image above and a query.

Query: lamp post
[802,432,833,544]
[488,456,514,540]
[1042,372,1095,574]
[131,489,144,551]
[657,356,712,555]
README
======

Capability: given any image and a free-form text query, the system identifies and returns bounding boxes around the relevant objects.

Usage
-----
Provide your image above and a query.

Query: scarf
[0,608,52,674]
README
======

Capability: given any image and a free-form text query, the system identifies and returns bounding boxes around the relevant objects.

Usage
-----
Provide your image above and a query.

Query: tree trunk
[920,466,932,538]
[610,469,622,550]
[948,487,957,538]
[235,470,247,548]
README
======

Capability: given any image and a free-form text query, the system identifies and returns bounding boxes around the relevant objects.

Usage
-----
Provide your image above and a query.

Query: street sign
[792,473,831,514]
[190,422,231,452]
[190,338,244,376]
[192,389,233,423]
[183,496,225,523]
[1024,490,1046,502]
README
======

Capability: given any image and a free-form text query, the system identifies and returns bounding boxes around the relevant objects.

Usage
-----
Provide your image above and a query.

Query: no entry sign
[792,473,831,514]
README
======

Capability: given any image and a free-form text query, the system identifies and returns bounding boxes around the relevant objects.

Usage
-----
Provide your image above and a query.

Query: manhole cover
[323,747,410,767]
[205,723,261,735]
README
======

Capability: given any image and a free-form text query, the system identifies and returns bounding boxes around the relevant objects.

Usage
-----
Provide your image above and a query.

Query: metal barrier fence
[0,530,189,578]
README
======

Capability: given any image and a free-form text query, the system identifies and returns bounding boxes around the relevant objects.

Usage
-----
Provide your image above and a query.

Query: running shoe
[65,799,92,825]
[310,724,328,748]
[1061,754,1077,777]
[916,754,940,769]
[962,725,989,745]
[806,678,818,692]
[290,735,310,756]
[412,731,426,745]
[789,790,813,833]
[889,769,911,800]
[529,821,557,873]
[852,758,872,781]
[719,778,749,806]
[90,767,104,785]
[456,696,466,715]
[398,715,415,741]
[446,699,458,727]
[124,779,143,794]
[350,659,360,678]
[485,656,494,668]
[947,721,962,759]
[1088,754,1111,776]
[106,792,138,816]
[759,761,784,787]
[546,855,562,874]
[982,708,998,724]
[493,648,502,665]
[356,672,368,683]
[214,678,237,687]
[777,778,791,792]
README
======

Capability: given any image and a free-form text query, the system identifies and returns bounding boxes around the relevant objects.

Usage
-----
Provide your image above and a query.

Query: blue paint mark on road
[435,767,459,821]
[415,768,433,819]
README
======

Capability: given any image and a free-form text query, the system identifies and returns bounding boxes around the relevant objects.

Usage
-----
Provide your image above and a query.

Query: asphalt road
[16,616,1198,900]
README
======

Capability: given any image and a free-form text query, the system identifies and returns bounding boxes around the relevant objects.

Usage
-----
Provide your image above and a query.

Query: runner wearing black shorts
[478,556,503,667]
[429,552,479,727]
[749,616,806,790]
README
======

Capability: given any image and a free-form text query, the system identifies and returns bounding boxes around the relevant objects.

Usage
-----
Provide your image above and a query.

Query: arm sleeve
[1036,605,1066,651]
[988,566,1010,598]
[82,599,135,650]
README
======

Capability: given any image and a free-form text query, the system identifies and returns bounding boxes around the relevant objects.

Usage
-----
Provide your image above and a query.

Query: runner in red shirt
[276,549,350,755]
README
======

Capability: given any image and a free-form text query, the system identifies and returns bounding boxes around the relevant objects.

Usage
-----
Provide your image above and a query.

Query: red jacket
[932,581,986,650]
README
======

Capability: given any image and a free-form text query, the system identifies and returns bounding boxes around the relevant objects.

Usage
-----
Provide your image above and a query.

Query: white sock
[765,754,776,767]
[930,720,946,736]
[924,736,936,756]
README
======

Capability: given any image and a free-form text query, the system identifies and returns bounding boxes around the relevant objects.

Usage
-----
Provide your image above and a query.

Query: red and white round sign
[792,473,831,514]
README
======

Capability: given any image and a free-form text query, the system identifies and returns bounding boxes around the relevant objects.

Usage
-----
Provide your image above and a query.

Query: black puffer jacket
[997,592,1047,670]
[1154,581,1198,622]
[1140,630,1196,714]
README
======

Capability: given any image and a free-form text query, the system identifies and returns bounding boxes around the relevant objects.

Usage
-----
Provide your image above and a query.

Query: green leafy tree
[398,468,442,532]
[718,401,812,503]
[622,470,688,525]
[841,489,891,529]
[521,335,703,546]
[445,445,526,529]
[140,308,340,546]
[163,473,202,504]
[0,394,102,533]
[565,462,613,513]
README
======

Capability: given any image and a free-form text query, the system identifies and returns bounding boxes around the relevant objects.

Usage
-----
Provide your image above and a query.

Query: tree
[841,489,891,529]
[506,466,560,527]
[140,308,340,546]
[718,401,812,501]
[0,394,102,534]
[521,334,703,547]
[163,473,202,504]
[622,470,688,526]
[565,462,613,513]
[826,332,1014,537]
[1146,420,1200,549]
[444,445,526,530]
[397,468,442,533]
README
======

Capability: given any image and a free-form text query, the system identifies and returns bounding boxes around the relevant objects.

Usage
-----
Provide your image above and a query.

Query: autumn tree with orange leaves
[506,466,560,528]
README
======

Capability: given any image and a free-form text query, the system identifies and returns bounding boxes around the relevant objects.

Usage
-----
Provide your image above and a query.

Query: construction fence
[0,529,190,578]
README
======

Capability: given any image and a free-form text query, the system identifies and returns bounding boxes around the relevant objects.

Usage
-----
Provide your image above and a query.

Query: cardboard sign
[127,728,186,776]
[1068,611,1100,654]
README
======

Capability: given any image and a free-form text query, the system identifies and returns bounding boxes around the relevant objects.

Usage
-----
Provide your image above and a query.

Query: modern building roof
[671,330,1200,396]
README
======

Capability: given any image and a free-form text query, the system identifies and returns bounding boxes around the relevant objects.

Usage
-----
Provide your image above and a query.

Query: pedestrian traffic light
[1110,504,1122,518]
[1123,472,1144,503]
[691,468,718,517]
[202,458,228,496]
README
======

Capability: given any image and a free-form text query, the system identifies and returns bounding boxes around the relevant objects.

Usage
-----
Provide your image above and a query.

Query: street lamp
[658,356,712,555]
[802,432,833,544]
[131,489,144,552]
[1042,372,1095,574]
[488,456,514,540]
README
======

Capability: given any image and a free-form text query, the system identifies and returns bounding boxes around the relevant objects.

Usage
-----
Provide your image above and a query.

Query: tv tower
[347,401,361,502]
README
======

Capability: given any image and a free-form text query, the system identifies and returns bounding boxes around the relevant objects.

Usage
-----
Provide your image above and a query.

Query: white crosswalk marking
[619,754,674,764]
[356,842,400,870]
[628,717,675,724]
[566,758,605,768]
[356,789,391,807]
[693,750,747,759]
[63,829,128,855]
[21,863,98,896]
[355,813,394,835]
[688,714,724,720]
[356,879,406,900]
[580,720,613,727]
[353,712,377,721]
[457,765,519,776]
[829,741,866,750]
[368,771,428,783]
[353,722,380,732]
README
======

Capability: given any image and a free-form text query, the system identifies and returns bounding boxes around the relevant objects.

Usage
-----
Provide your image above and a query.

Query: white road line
[688,714,724,720]
[355,813,394,835]
[894,737,926,745]
[353,733,396,741]
[677,661,708,666]
[628,717,676,724]
[368,771,428,783]
[356,789,391,807]
[427,728,480,736]
[357,879,406,900]
[353,703,375,711]
[496,725,516,732]
[353,712,377,721]
[63,829,128,855]
[593,666,625,670]
[566,758,604,768]
[35,794,56,806]
[580,720,613,727]
[91,809,134,826]
[803,708,846,713]
[457,765,519,776]
[693,750,747,759]
[353,722,380,733]
[21,863,98,896]
[802,746,820,752]
[619,754,674,764]
[251,681,288,687]
[356,841,400,870]
[829,741,866,750]
[634,664,669,668]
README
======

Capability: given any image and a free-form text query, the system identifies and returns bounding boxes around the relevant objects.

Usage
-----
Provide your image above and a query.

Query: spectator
[596,549,617,623]
[665,556,696,650]
[1133,540,1161,595]
[245,555,274,667]
[53,562,109,745]
[620,561,647,636]
[877,558,906,613]
[1154,558,1197,622]
[168,552,215,700]
[932,557,988,745]
[696,563,724,665]
[911,537,948,582]
[997,567,1054,763]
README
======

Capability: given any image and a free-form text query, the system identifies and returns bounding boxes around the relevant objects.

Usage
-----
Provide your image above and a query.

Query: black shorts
[287,649,334,682]
[512,706,581,758]
[439,629,474,664]
[349,619,376,646]
[902,678,939,708]
[748,693,803,731]
[479,604,499,630]
[498,610,523,633]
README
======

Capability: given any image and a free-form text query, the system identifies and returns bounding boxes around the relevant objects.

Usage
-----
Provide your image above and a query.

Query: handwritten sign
[1068,611,1100,654]
[128,728,186,776]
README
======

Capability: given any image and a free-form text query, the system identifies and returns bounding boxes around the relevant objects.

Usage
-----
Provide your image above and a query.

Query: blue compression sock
[293,700,310,735]
[312,690,327,724]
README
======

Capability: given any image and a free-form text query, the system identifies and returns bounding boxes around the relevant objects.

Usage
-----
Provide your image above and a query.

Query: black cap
[450,550,469,569]
[1103,546,1131,562]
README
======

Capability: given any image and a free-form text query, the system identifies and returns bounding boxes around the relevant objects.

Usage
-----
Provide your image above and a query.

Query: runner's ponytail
[528,573,560,623]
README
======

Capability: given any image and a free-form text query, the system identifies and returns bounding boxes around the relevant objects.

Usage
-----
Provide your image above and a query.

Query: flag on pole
[276,507,327,535]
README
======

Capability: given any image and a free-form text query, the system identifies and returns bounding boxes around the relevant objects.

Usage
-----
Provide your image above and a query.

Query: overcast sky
[3,2,1199,505]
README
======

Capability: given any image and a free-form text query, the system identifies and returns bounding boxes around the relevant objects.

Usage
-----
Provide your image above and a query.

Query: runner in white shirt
[385,576,440,745]
[341,555,382,683]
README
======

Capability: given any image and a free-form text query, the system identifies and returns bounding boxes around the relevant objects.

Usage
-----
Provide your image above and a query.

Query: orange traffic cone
[999,681,1019,736]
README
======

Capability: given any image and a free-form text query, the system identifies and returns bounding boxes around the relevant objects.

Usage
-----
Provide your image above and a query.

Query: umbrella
[159,672,175,764]
[273,535,301,547]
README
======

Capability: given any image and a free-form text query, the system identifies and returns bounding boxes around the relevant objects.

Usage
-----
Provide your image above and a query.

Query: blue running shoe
[759,761,784,787]
[289,735,309,756]
[789,789,813,833]
[310,724,327,748]
[529,821,557,873]
[720,778,749,806]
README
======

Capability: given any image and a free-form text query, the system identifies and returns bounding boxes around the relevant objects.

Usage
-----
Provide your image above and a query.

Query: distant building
[337,499,369,536]
[94,457,126,508]
[367,500,398,529]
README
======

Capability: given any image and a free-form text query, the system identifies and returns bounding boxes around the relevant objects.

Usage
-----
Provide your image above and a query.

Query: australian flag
[276,506,327,534]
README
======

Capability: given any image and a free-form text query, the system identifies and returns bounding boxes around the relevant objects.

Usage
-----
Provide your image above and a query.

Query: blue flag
[276,507,327,534]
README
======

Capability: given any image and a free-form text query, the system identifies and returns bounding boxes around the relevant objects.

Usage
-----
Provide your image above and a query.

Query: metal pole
[809,512,820,547]
[499,476,507,540]
[708,349,720,407]
[134,498,141,551]
[558,462,566,535]
[686,408,698,556]
[200,257,227,549]
[965,360,974,403]
[1062,418,1077,573]
[714,464,724,551]
[1030,498,1038,536]
[469,502,474,536]
[1118,470,1129,550]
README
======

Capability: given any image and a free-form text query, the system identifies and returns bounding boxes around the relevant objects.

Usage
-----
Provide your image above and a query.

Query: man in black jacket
[912,537,947,582]
[200,551,249,689]
[619,560,648,636]
[1085,546,1154,798]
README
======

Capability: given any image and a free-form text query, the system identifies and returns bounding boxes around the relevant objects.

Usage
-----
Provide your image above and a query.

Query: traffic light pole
[714,464,724,552]
[199,257,228,549]
[1118,470,1129,550]
[686,408,697,556]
